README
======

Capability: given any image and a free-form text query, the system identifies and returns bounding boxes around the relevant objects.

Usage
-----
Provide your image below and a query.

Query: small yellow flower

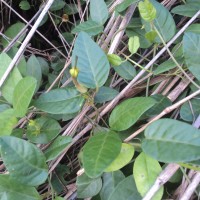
[70,67,79,78]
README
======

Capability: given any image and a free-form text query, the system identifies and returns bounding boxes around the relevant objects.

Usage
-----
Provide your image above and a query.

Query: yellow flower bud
[70,67,79,78]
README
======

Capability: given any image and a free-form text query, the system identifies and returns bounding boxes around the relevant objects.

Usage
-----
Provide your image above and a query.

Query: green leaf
[0,53,22,104]
[115,0,139,13]
[100,171,125,200]
[138,0,156,22]
[105,143,135,172]
[19,0,31,10]
[126,18,152,48]
[37,57,49,75]
[76,173,102,198]
[143,94,172,118]
[133,152,163,200]
[26,55,42,91]
[0,104,10,112]
[72,32,110,88]
[142,0,176,43]
[180,99,200,122]
[82,131,122,178]
[107,54,122,66]
[55,197,65,200]
[90,0,108,24]
[72,20,103,36]
[0,175,41,200]
[26,117,61,144]
[142,119,200,162]
[154,59,180,75]
[109,97,156,131]
[113,61,136,80]
[7,47,27,76]
[183,32,200,81]
[108,176,141,200]
[0,109,17,136]
[13,77,37,117]
[94,86,119,103]
[50,0,66,11]
[145,31,157,43]
[186,24,200,35]
[34,88,85,114]
[0,136,48,186]
[44,136,72,161]
[128,36,140,54]
[171,3,200,17]
[1,22,26,48]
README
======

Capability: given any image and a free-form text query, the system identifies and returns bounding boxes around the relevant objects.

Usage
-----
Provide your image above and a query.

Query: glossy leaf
[34,88,85,114]
[72,20,103,36]
[0,53,22,104]
[107,54,122,66]
[94,86,119,103]
[180,99,200,122]
[183,32,200,81]
[108,176,141,200]
[114,61,136,80]
[142,119,200,162]
[0,109,17,136]
[0,136,48,186]
[128,36,140,54]
[26,117,61,144]
[105,143,135,172]
[138,0,156,22]
[109,97,156,131]
[76,173,102,198]
[100,171,125,200]
[142,0,176,43]
[0,175,40,200]
[44,136,72,161]
[13,77,37,117]
[26,55,42,91]
[82,131,122,178]
[90,0,108,25]
[133,152,163,200]
[72,32,110,88]
[2,22,26,48]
